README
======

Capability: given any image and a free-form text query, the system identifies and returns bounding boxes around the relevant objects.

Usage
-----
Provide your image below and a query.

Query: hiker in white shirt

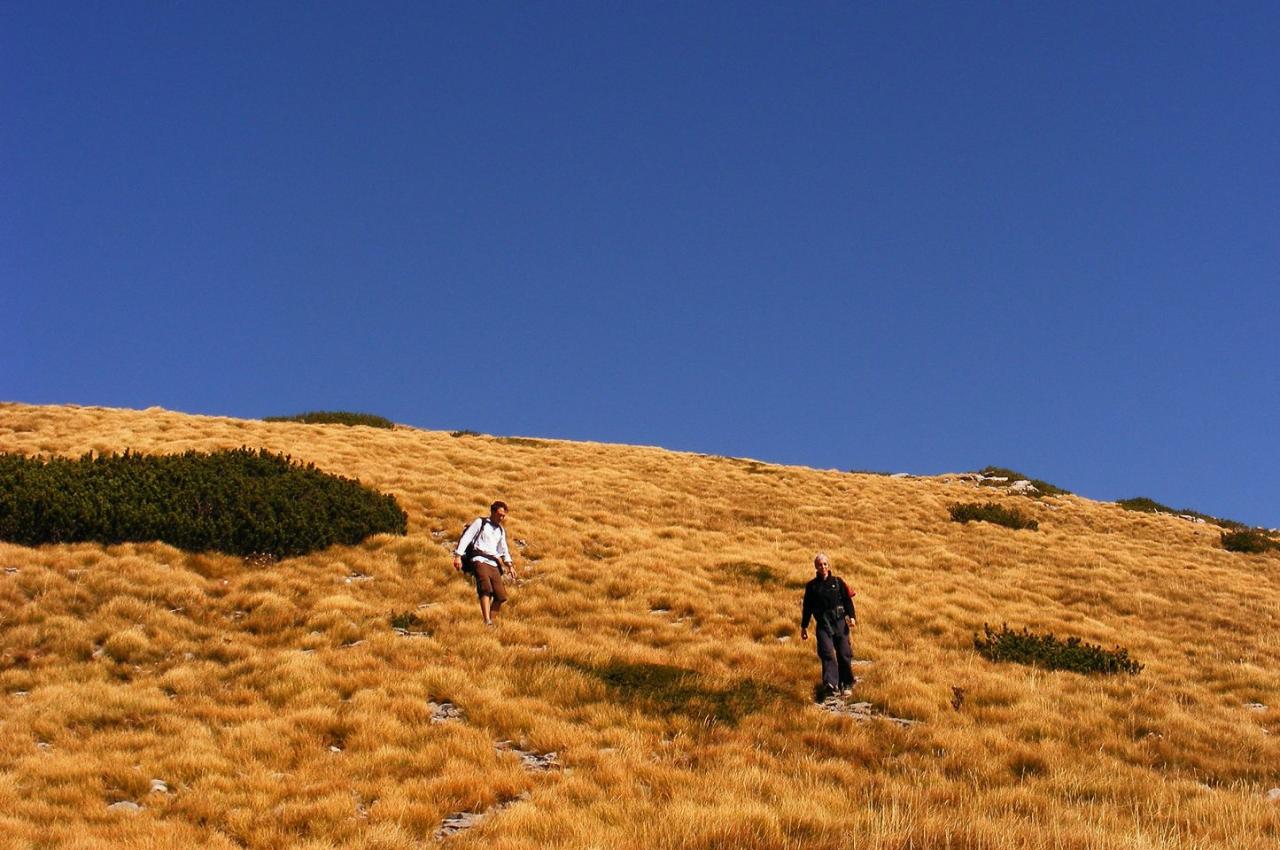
[453,501,517,626]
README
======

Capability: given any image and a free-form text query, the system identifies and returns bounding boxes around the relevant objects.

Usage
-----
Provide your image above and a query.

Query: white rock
[1247,702,1267,711]
[428,701,463,723]
[1008,480,1039,495]
[1268,788,1280,803]
[107,801,143,814]
[149,779,169,794]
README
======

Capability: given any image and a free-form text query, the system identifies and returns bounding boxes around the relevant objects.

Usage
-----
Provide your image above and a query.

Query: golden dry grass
[0,400,1277,849]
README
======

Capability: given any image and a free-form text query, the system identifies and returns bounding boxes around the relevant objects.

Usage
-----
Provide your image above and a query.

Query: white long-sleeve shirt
[455,518,511,567]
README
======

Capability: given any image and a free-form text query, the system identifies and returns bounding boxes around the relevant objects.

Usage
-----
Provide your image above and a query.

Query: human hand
[801,628,809,641]
[452,556,462,572]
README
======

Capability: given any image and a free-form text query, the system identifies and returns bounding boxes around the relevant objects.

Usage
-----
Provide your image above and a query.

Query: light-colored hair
[813,552,829,567]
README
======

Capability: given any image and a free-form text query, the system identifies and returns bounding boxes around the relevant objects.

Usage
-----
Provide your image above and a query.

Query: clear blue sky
[4,2,1278,527]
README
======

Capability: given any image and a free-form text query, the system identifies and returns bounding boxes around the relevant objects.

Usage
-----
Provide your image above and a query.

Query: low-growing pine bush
[0,449,407,558]
[1221,529,1280,554]
[265,411,395,428]
[389,611,425,631]
[949,502,1039,531]
[974,623,1142,675]
[1117,497,1246,530]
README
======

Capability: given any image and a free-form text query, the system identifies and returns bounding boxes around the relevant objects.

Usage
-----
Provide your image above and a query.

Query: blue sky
[4,2,1278,526]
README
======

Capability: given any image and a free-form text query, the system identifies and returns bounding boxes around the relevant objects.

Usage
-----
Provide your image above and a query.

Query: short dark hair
[490,500,508,513]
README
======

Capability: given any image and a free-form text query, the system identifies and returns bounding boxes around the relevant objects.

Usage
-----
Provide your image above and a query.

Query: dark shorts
[473,561,508,607]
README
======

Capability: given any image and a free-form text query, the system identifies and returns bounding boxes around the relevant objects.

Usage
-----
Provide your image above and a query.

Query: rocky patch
[495,741,560,772]
[435,792,530,841]
[428,701,463,724]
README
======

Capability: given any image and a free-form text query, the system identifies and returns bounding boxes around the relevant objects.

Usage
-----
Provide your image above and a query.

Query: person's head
[813,552,830,578]
[489,500,508,524]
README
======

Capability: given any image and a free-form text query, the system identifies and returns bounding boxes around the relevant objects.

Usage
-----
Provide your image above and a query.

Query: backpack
[459,517,494,574]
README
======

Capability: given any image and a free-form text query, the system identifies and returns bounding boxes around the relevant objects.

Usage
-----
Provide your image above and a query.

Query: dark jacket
[801,575,856,631]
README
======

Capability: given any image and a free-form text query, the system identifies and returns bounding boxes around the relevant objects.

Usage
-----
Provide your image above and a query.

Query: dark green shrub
[449,430,481,438]
[265,411,395,429]
[949,502,1039,531]
[1117,497,1246,530]
[0,449,407,558]
[974,623,1142,675]
[979,466,1071,496]
[390,611,425,631]
[1221,529,1280,554]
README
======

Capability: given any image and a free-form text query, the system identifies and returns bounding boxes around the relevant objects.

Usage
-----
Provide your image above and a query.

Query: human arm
[800,583,814,639]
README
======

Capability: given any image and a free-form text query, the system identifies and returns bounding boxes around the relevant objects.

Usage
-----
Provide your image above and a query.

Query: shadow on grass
[568,659,793,726]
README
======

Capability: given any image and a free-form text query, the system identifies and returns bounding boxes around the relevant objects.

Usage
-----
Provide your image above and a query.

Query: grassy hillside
[0,402,1277,849]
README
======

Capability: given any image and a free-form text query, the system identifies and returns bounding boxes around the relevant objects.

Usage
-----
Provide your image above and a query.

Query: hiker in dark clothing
[800,552,857,697]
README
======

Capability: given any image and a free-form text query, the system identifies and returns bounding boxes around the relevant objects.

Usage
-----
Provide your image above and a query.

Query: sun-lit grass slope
[0,401,1277,850]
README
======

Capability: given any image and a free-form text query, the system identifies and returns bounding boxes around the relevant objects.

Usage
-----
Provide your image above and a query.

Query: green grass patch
[949,502,1039,531]
[1220,529,1280,554]
[1116,497,1247,530]
[979,466,1071,496]
[575,660,789,726]
[264,411,395,428]
[975,623,1142,675]
[0,449,407,558]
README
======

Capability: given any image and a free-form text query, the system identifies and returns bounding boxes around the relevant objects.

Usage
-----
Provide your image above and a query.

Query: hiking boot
[839,686,853,697]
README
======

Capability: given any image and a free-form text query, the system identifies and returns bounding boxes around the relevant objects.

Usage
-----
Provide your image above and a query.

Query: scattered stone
[1008,479,1039,495]
[341,640,365,649]
[36,742,52,751]
[10,690,29,698]
[649,609,670,615]
[329,745,342,753]
[776,635,791,642]
[344,573,373,584]
[515,539,528,550]
[818,696,918,728]
[149,779,169,794]
[1246,702,1267,712]
[435,792,530,840]
[1268,788,1280,803]
[3,566,19,574]
[495,741,560,772]
[107,801,143,814]
[890,472,912,479]
[429,701,463,724]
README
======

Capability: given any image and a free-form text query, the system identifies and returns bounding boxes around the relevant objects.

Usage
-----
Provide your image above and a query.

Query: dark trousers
[815,621,854,691]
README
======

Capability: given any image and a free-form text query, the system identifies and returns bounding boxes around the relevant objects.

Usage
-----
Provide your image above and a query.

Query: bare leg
[479,595,493,625]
